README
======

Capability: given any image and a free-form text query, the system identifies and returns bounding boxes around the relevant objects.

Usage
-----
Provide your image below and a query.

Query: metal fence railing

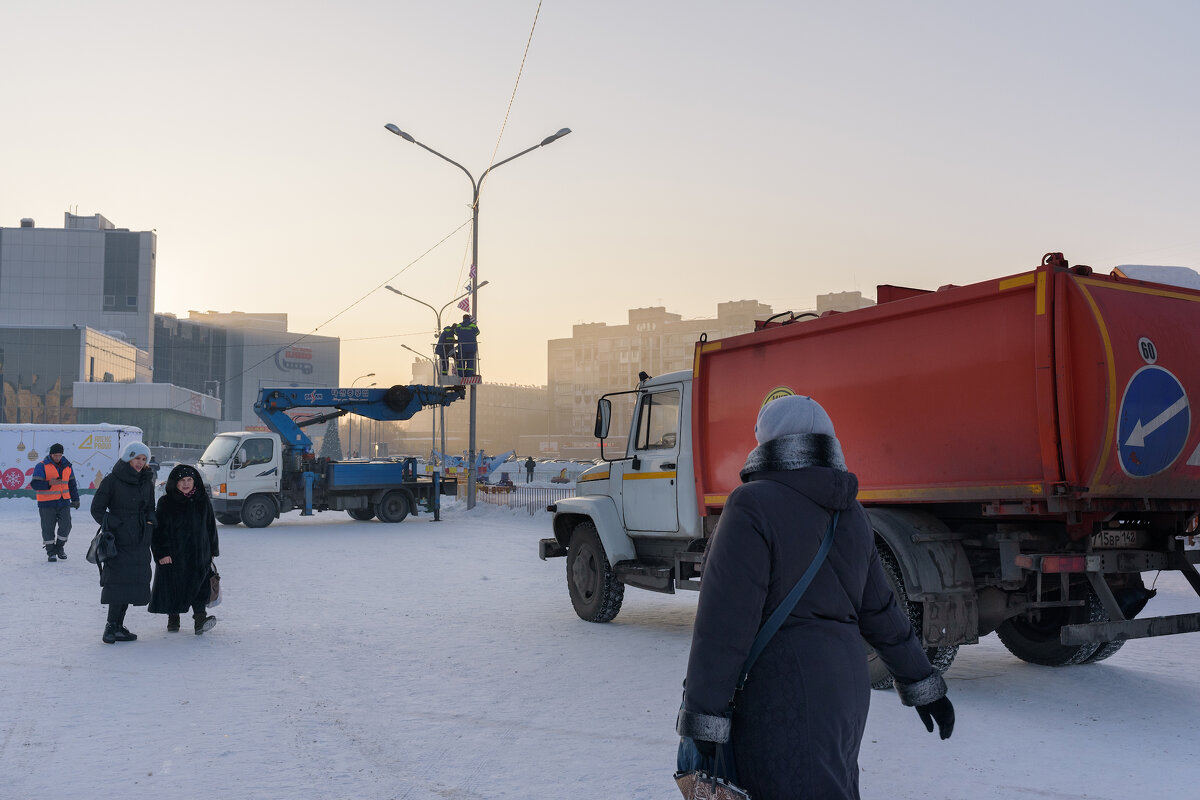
[473,484,577,514]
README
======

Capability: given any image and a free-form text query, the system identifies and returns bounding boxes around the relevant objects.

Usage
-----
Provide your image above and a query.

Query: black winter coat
[148,469,219,614]
[90,460,157,606]
[679,434,946,800]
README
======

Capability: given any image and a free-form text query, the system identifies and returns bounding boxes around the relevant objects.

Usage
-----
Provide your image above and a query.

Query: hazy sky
[4,2,1200,388]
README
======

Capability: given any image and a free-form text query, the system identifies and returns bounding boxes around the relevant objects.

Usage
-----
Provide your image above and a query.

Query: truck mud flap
[1061,612,1200,645]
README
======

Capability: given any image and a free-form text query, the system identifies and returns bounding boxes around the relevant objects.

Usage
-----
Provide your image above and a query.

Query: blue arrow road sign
[1117,366,1190,477]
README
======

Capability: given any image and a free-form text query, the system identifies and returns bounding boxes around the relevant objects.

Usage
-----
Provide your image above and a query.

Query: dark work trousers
[106,603,129,625]
[40,505,72,546]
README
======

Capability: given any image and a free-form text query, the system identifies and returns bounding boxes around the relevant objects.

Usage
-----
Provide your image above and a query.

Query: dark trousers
[435,346,453,376]
[526,470,533,483]
[39,505,72,545]
[456,347,477,376]
[107,603,128,625]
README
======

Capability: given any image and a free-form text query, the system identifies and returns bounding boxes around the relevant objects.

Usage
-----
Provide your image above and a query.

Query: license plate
[1090,529,1146,549]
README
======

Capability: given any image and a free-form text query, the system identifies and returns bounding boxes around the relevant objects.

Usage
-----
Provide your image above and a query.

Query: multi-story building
[0,212,342,459]
[156,311,339,431]
[546,300,773,452]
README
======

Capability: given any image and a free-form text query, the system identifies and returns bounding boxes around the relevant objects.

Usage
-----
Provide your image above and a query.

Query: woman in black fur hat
[149,464,220,634]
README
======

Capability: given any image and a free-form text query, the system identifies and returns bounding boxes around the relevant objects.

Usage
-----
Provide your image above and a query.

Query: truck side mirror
[232,451,244,469]
[594,399,611,439]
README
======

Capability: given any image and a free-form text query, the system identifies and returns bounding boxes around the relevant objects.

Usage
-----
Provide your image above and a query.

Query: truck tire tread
[866,545,958,690]
[566,521,624,623]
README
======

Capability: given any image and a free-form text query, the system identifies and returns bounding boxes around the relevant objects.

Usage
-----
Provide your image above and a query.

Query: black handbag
[675,511,841,800]
[85,517,118,566]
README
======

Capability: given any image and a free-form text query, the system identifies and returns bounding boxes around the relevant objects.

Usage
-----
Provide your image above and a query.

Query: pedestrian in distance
[90,441,157,644]
[525,456,536,483]
[677,395,954,800]
[31,442,79,562]
[149,464,220,634]
[454,314,479,377]
[435,324,457,377]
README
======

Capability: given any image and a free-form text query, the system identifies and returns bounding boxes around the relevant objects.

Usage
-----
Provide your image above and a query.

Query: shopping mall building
[0,212,338,460]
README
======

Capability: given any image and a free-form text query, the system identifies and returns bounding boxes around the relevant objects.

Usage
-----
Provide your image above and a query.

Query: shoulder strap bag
[675,510,841,800]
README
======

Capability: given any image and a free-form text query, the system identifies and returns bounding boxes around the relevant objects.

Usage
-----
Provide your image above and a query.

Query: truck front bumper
[210,497,243,515]
[539,538,567,560]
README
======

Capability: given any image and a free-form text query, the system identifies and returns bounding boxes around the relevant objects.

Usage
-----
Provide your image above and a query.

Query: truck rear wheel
[375,491,410,523]
[566,521,624,623]
[996,583,1103,666]
[216,513,241,526]
[241,495,275,529]
[347,508,376,521]
[865,545,959,690]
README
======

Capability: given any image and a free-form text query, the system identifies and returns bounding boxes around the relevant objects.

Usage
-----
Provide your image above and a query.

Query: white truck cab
[542,370,704,621]
[198,432,284,527]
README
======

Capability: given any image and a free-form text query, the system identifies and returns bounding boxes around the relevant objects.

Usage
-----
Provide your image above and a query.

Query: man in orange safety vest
[31,443,79,562]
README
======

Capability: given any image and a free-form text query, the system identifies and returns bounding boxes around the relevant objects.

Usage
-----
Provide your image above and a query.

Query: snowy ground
[1,496,1197,800]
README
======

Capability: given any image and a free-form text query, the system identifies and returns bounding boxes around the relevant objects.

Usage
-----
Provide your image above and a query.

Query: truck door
[621,387,681,532]
[230,436,281,496]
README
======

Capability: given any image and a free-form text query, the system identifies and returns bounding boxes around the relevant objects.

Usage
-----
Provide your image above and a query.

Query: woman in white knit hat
[89,441,157,644]
[677,395,954,799]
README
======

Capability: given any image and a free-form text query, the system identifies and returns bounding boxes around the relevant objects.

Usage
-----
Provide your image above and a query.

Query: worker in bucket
[435,323,457,377]
[677,395,954,799]
[32,442,80,562]
[454,314,479,377]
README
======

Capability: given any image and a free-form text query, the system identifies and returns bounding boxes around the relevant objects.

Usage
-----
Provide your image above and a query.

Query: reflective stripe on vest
[36,463,73,503]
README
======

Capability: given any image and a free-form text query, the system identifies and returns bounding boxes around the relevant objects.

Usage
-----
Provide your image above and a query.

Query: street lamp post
[400,343,439,462]
[384,122,571,508]
[350,373,375,458]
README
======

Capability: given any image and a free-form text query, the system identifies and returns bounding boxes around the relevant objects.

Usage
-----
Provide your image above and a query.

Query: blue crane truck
[196,384,464,528]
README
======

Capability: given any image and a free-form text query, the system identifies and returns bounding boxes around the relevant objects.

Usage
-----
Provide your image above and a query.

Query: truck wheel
[996,583,1102,666]
[566,521,624,623]
[347,508,376,521]
[865,545,959,690]
[375,491,410,523]
[240,495,275,529]
[216,513,241,526]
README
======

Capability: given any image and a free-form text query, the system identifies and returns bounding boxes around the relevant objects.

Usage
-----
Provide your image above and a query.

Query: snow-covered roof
[1113,264,1200,290]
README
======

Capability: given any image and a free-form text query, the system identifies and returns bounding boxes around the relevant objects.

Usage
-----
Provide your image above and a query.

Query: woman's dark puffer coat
[678,433,947,800]
[90,459,157,606]
[149,465,220,613]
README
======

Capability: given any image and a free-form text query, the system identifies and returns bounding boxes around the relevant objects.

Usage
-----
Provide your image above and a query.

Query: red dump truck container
[693,253,1200,520]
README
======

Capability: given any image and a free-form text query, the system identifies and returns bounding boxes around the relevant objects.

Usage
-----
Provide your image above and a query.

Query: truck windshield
[198,435,241,466]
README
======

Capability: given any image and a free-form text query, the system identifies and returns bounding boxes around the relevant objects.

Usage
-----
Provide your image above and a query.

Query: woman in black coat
[149,464,219,634]
[90,441,157,644]
[677,395,955,800]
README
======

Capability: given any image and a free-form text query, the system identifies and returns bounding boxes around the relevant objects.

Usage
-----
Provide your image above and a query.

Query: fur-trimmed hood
[740,432,846,480]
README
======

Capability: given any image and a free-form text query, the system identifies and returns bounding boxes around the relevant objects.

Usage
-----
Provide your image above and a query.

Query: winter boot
[167,614,180,632]
[55,542,67,560]
[103,623,118,644]
[194,614,217,635]
[113,626,137,642]
[46,543,57,562]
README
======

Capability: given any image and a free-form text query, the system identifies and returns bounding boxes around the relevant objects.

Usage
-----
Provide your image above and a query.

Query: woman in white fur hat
[90,441,157,644]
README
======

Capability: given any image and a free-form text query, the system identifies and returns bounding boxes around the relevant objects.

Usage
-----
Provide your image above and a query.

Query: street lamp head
[384,123,415,143]
[540,128,572,146]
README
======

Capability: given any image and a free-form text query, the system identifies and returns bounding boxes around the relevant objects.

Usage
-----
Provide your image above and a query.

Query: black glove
[916,696,954,740]
[71,500,80,510]
[693,738,717,758]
